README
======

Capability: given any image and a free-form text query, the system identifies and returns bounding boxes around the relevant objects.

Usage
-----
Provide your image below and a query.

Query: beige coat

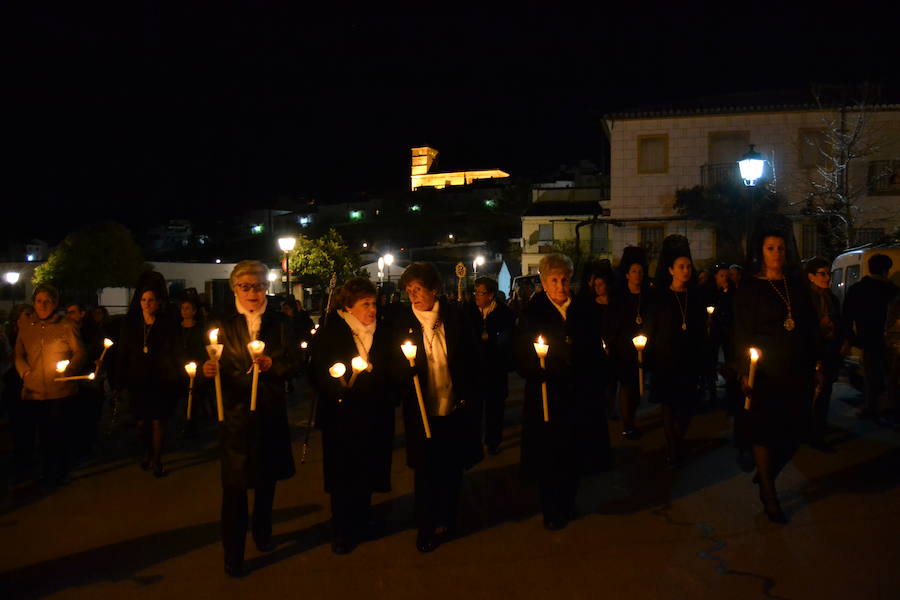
[15,314,86,401]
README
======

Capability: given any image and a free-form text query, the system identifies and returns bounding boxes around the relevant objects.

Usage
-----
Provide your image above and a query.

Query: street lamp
[278,236,297,296]
[5,272,19,285]
[383,253,394,284]
[738,144,766,187]
[473,255,485,279]
[377,257,385,287]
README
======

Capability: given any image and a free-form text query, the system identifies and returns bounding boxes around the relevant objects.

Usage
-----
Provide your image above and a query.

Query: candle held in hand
[247,340,266,411]
[401,341,431,438]
[184,362,197,419]
[706,305,715,315]
[745,347,761,410]
[56,360,70,374]
[329,362,347,379]
[533,336,550,422]
[206,331,224,421]
[209,328,219,345]
[632,334,648,397]
[348,356,367,387]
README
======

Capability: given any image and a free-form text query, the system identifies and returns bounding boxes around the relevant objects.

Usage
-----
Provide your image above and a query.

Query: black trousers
[483,384,507,449]
[12,397,69,484]
[221,480,276,567]
[414,460,462,535]
[330,491,372,541]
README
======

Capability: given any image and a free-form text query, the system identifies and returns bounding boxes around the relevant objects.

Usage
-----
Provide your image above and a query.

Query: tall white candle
[533,336,550,422]
[632,334,647,397]
[248,340,266,412]
[207,328,224,421]
[184,362,197,420]
[401,341,431,438]
[745,347,760,410]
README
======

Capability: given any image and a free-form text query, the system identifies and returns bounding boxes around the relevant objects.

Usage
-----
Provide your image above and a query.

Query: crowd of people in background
[1,214,899,577]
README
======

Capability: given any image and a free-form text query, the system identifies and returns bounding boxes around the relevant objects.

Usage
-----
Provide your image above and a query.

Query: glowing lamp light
[738,145,766,187]
[383,254,394,267]
[56,360,70,373]
[4,272,19,285]
[329,363,347,379]
[474,255,485,267]
[278,236,296,252]
[300,341,308,349]
[267,272,278,282]
[351,356,368,373]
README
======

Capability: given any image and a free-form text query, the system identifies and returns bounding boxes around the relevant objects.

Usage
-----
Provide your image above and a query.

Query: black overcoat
[514,292,579,479]
[114,313,180,419]
[464,300,516,396]
[308,313,394,495]
[389,300,483,471]
[212,306,299,489]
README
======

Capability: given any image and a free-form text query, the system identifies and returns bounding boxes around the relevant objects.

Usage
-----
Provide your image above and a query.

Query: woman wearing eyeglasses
[202,261,301,577]
[804,257,844,450]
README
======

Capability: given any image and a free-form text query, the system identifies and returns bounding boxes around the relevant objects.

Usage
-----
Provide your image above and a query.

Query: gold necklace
[633,291,643,325]
[767,278,795,331]
[672,288,688,331]
[142,321,154,354]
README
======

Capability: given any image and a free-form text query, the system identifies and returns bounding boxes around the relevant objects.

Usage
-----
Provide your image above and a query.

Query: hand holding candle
[54,359,95,381]
[207,328,224,421]
[348,356,367,387]
[184,362,197,420]
[401,341,431,438]
[533,336,550,422]
[329,362,348,388]
[632,334,648,397]
[745,347,760,410]
[247,340,266,412]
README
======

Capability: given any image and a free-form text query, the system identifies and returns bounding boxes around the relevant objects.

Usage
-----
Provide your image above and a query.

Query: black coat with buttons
[308,313,394,495]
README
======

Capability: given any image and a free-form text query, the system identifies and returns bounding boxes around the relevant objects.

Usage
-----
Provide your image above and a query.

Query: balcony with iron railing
[867,160,900,195]
[700,162,741,187]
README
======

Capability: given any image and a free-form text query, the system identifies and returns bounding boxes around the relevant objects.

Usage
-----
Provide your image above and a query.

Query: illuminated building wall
[410,146,510,190]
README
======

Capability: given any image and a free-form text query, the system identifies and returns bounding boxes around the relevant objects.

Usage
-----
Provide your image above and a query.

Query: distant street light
[5,272,20,285]
[738,144,765,187]
[278,236,297,296]
[473,255,485,278]
[383,253,394,284]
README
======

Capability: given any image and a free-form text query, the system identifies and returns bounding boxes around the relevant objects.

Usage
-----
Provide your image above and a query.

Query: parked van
[830,241,900,305]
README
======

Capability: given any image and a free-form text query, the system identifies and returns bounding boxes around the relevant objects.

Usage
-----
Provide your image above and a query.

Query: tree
[287,228,362,287]
[33,223,149,297]
[675,181,782,264]
[803,84,888,256]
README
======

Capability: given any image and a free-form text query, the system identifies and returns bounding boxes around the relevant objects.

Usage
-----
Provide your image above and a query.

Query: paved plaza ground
[1,375,898,599]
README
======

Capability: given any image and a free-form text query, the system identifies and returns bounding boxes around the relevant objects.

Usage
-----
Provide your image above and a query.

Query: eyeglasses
[235,283,267,292]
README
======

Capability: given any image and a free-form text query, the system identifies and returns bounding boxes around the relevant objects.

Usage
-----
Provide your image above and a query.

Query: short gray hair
[230,260,269,288]
[538,253,573,282]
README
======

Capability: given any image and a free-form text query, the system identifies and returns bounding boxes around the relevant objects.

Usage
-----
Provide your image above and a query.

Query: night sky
[7,1,897,242]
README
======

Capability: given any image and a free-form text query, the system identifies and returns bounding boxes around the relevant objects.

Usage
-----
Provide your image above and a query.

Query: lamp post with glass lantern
[278,236,297,297]
[383,253,394,285]
[738,145,767,260]
[473,255,485,281]
[4,272,19,304]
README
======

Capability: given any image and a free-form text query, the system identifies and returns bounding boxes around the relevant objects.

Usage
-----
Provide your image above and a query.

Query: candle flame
[351,356,367,372]
[536,335,545,345]
[185,362,197,376]
[706,305,715,315]
[749,347,760,361]
[632,334,648,350]
[88,372,96,380]
[209,328,219,344]
[56,360,69,373]
[401,341,417,360]
[248,340,265,356]
[329,362,347,378]
[300,341,308,349]
[310,328,317,336]
[103,338,114,348]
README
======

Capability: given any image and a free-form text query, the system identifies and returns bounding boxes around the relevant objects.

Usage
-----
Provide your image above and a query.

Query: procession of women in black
[6,214,899,577]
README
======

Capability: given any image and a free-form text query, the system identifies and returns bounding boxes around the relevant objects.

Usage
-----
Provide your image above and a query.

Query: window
[846,264,861,288]
[639,225,665,260]
[637,135,668,174]
[538,224,553,242]
[867,160,900,194]
[801,223,819,259]
[798,129,829,169]
[591,223,609,255]
[855,228,885,244]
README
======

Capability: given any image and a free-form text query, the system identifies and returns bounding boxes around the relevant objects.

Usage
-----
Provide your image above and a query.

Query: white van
[830,242,900,305]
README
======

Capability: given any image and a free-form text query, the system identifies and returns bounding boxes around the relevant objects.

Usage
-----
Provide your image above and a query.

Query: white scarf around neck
[411,300,454,416]
[337,309,376,363]
[551,295,571,321]
[235,296,268,341]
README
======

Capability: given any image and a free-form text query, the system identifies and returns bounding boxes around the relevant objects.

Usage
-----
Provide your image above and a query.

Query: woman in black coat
[308,277,394,555]
[515,253,581,530]
[390,262,482,553]
[646,235,708,467]
[114,286,179,477]
[734,218,821,523]
[201,260,300,577]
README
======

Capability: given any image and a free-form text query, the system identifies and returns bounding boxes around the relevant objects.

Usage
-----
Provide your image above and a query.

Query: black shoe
[543,517,568,531]
[487,445,501,456]
[224,563,244,578]
[416,530,439,553]
[331,538,356,555]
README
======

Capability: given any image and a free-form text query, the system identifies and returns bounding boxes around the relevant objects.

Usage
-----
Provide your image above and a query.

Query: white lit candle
[207,328,224,421]
[95,338,114,374]
[745,347,760,410]
[348,356,367,387]
[632,334,648,397]
[184,362,197,419]
[56,360,70,374]
[706,305,715,316]
[247,340,266,411]
[533,336,550,422]
[401,341,431,438]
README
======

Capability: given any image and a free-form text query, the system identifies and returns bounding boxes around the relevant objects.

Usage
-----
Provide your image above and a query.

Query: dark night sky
[6,1,898,242]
